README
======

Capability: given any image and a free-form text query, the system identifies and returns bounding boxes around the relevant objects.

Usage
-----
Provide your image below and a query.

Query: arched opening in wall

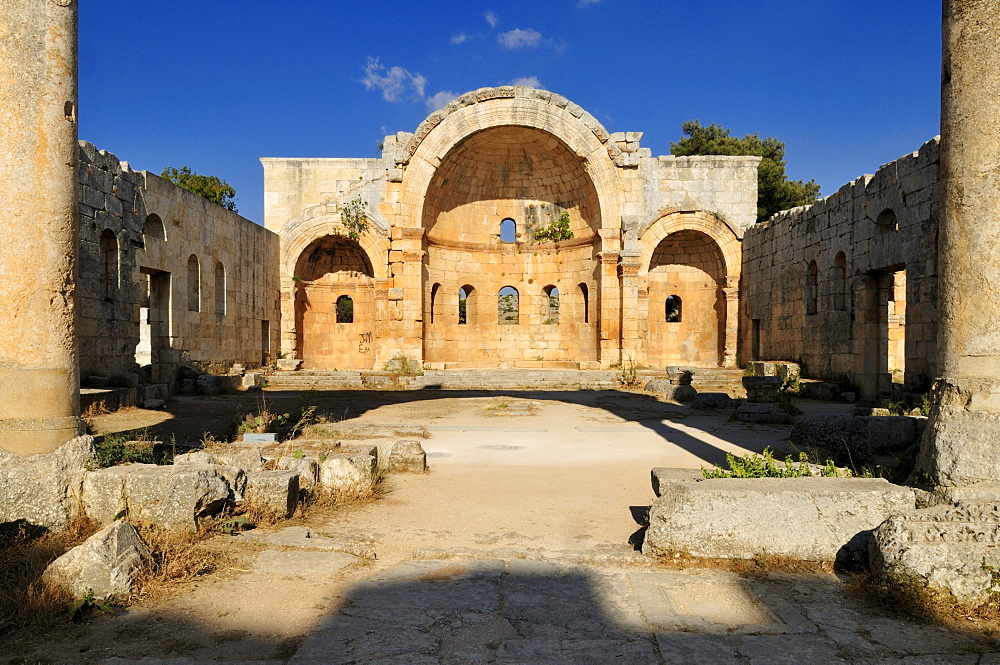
[665,295,682,322]
[293,234,376,369]
[458,286,475,324]
[833,252,847,311]
[499,219,516,243]
[429,283,440,324]
[543,286,559,324]
[420,124,602,365]
[336,295,354,323]
[215,262,226,315]
[806,260,819,315]
[498,286,519,325]
[143,214,165,241]
[876,208,899,234]
[646,230,726,367]
[187,254,200,312]
[100,229,118,300]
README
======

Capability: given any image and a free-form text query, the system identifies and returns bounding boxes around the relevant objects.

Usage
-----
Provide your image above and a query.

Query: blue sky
[79,1,942,224]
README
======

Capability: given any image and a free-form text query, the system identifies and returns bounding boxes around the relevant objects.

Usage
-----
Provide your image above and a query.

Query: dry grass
[130,523,230,604]
[295,474,385,520]
[0,516,100,634]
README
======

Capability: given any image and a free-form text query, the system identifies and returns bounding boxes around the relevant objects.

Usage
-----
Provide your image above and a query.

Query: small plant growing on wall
[534,210,574,242]
[339,197,370,240]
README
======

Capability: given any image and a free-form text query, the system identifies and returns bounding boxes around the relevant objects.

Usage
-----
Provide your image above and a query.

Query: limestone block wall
[741,138,940,398]
[77,142,281,386]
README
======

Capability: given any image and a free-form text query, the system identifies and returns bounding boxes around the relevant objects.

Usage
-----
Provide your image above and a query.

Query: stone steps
[265,369,620,391]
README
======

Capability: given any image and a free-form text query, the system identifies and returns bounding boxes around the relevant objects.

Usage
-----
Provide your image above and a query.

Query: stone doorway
[135,268,171,382]
[855,266,908,398]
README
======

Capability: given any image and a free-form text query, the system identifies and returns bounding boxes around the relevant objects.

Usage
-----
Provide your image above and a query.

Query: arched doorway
[646,230,727,367]
[293,235,375,369]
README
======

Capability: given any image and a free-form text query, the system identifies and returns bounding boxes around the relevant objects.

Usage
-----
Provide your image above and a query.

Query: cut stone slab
[239,526,376,559]
[870,503,1000,605]
[644,471,916,562]
[690,392,734,410]
[275,456,319,489]
[318,454,377,494]
[734,402,792,424]
[252,549,358,575]
[245,470,299,519]
[388,440,427,473]
[43,520,150,600]
[0,435,94,529]
[172,452,247,501]
[82,463,231,530]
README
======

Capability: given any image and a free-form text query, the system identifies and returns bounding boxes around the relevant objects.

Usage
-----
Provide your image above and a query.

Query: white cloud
[510,76,541,88]
[360,57,427,102]
[450,32,471,44]
[484,10,499,27]
[497,28,542,49]
[426,90,459,112]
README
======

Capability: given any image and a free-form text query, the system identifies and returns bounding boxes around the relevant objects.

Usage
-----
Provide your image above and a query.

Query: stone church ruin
[3,0,1000,613]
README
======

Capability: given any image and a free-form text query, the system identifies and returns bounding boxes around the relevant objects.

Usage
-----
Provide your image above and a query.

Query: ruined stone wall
[77,142,281,386]
[740,138,940,398]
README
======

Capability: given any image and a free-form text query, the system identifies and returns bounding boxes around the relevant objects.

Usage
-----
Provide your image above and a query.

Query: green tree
[161,166,237,212]
[669,121,820,221]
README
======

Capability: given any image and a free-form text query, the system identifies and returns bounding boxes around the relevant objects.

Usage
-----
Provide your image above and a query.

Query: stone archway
[293,235,377,370]
[638,210,741,368]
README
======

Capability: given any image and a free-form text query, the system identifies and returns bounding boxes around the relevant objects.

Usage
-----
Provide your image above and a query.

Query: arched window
[498,286,519,324]
[143,214,165,241]
[429,283,440,324]
[665,295,682,322]
[336,295,354,323]
[499,218,516,243]
[543,285,559,324]
[833,252,847,311]
[459,286,475,325]
[187,254,200,312]
[579,283,589,323]
[100,229,118,300]
[876,208,898,234]
[215,262,226,315]
[806,260,819,315]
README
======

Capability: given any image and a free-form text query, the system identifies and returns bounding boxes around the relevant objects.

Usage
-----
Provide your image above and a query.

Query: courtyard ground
[6,389,998,664]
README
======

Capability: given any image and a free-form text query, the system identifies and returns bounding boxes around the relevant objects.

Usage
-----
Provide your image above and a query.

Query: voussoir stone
[42,520,151,600]
[644,471,916,562]
[82,463,231,529]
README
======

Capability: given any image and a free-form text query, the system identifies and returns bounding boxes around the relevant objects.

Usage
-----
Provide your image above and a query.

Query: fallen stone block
[644,471,915,562]
[172,452,247,501]
[800,382,841,401]
[791,414,924,468]
[82,463,231,529]
[275,456,319,489]
[388,440,427,473]
[245,470,299,519]
[195,375,222,395]
[42,520,150,600]
[318,454,377,496]
[0,435,94,529]
[690,393,734,410]
[871,504,1000,605]
[734,402,792,424]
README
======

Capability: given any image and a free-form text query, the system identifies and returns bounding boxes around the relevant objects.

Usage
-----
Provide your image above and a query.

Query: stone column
[918,0,1000,486]
[598,251,621,366]
[0,0,82,455]
[722,279,740,369]
[619,255,642,364]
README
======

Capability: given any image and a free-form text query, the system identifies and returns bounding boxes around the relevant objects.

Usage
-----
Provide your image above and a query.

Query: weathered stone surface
[387,440,427,473]
[82,463,230,529]
[870,504,1000,604]
[644,472,916,562]
[318,454,377,492]
[0,435,94,528]
[42,520,150,600]
[172,452,247,501]
[643,379,697,402]
[252,550,358,576]
[275,358,303,371]
[742,376,783,403]
[275,456,319,489]
[791,414,924,468]
[690,392,734,410]
[799,382,842,401]
[245,470,299,518]
[665,366,694,385]
[734,402,791,424]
